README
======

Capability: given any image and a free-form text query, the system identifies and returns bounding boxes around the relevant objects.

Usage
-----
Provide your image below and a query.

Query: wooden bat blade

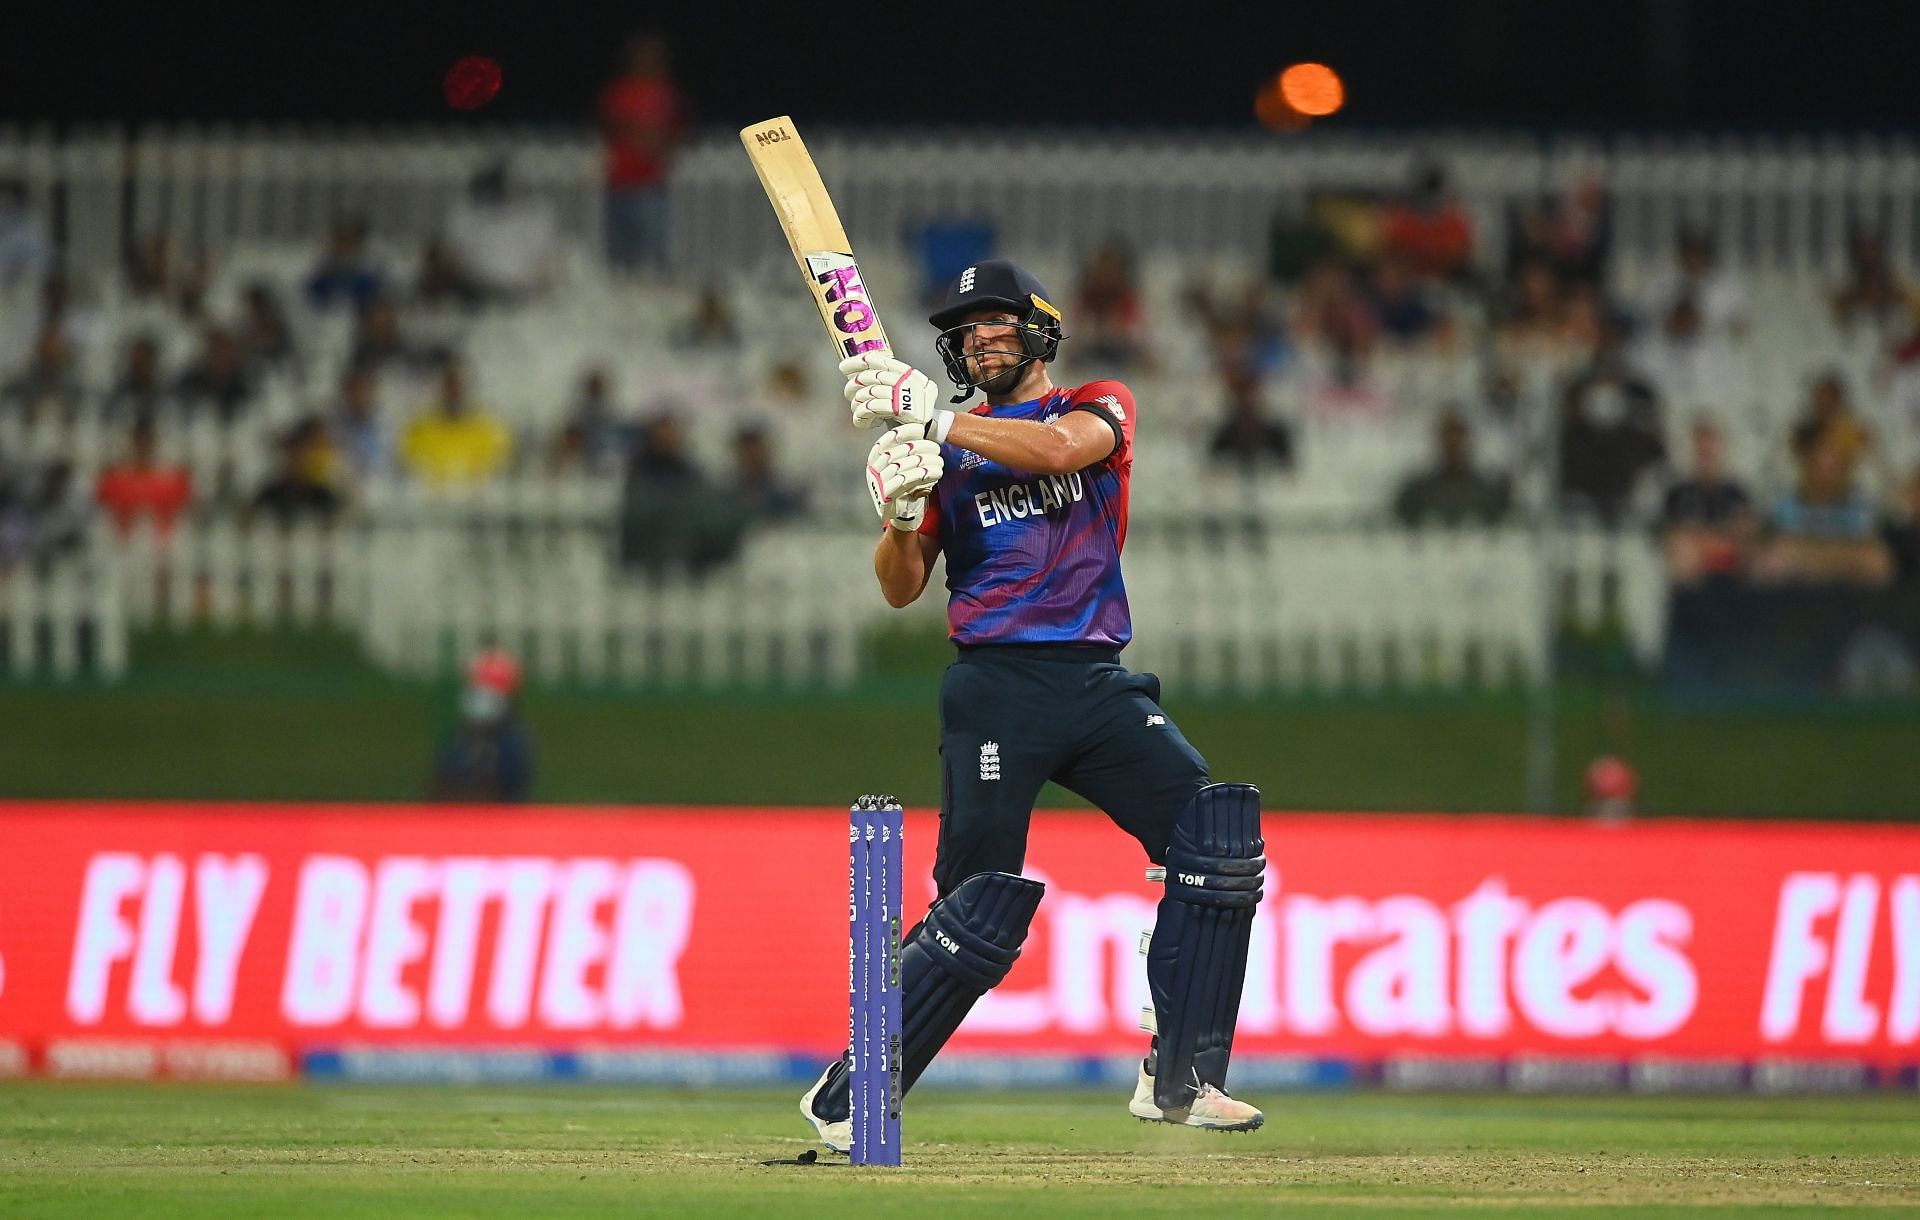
[740,115,891,362]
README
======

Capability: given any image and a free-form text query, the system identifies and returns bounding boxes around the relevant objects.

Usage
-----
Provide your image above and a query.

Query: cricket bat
[740,116,892,364]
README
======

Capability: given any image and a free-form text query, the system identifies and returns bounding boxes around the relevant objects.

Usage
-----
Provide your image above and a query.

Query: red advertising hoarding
[0,803,1915,1077]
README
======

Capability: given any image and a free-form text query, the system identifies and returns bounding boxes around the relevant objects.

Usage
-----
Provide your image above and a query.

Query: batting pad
[1144,783,1265,1109]
[899,870,1047,1092]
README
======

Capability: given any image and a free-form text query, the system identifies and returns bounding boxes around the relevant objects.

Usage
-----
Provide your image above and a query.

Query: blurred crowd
[7,135,1920,596]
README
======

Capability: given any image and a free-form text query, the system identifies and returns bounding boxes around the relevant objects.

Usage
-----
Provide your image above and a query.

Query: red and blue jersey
[916,380,1136,646]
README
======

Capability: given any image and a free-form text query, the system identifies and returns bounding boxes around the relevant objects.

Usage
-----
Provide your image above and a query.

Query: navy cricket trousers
[932,643,1211,896]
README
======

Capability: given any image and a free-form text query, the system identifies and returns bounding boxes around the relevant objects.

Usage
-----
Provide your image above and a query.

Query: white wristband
[929,409,955,444]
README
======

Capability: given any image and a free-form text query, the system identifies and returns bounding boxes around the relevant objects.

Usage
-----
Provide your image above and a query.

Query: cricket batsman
[802,260,1266,1147]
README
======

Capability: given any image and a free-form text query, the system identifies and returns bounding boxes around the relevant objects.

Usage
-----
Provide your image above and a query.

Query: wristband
[928,409,955,444]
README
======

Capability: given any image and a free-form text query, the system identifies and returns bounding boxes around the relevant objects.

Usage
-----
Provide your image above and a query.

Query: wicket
[849,794,903,1165]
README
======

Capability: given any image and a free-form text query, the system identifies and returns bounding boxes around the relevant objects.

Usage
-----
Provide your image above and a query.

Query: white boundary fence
[1,506,1663,693]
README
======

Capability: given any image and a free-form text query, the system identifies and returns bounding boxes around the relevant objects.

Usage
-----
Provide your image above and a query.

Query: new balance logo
[979,740,1001,781]
[1146,714,1166,727]
[1095,393,1127,422]
[958,266,977,293]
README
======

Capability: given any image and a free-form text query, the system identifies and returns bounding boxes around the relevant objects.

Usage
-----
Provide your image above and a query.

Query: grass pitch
[1,1083,1916,1216]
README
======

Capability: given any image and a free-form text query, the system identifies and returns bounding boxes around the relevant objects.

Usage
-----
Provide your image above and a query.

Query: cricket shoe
[799,1064,852,1154]
[1128,1060,1264,1131]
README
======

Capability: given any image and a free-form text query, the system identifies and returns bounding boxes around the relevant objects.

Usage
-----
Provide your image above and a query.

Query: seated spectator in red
[1382,162,1473,282]
[170,326,255,422]
[1367,252,1449,346]
[305,215,385,311]
[1,325,81,416]
[103,334,166,422]
[96,417,192,537]
[734,425,809,521]
[1207,366,1294,470]
[1558,323,1665,525]
[236,282,297,373]
[1752,436,1892,587]
[1660,421,1755,584]
[1832,226,1912,333]
[1074,240,1147,369]
[251,417,344,527]
[1393,410,1510,526]
[431,649,535,803]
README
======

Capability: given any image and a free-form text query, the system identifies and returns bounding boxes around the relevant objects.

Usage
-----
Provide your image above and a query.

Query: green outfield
[1,1083,1915,1217]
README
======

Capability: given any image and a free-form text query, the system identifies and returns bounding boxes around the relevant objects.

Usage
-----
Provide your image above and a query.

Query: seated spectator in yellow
[400,361,511,486]
[1660,420,1755,585]
[1393,410,1510,527]
[1752,436,1893,587]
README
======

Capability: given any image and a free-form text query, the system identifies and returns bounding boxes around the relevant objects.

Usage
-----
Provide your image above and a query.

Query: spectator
[1559,323,1665,524]
[125,233,180,306]
[399,360,511,487]
[1381,161,1474,283]
[1880,464,1920,585]
[670,286,740,351]
[0,460,86,570]
[95,417,192,537]
[251,417,344,527]
[1790,371,1874,486]
[1660,420,1756,585]
[305,215,384,310]
[1644,224,1747,339]
[1753,435,1893,587]
[1287,257,1377,356]
[1074,240,1147,369]
[330,364,391,482]
[1193,278,1289,378]
[26,272,108,372]
[235,282,297,373]
[1299,326,1392,420]
[0,176,51,286]
[1393,411,1510,526]
[1492,259,1564,365]
[1634,291,1745,410]
[600,31,687,273]
[1206,366,1294,470]
[414,237,483,309]
[102,334,167,422]
[348,296,437,376]
[1533,175,1611,288]
[733,425,808,522]
[551,367,629,473]
[170,326,255,422]
[431,649,535,803]
[2,325,82,416]
[1831,226,1912,333]
[755,357,840,491]
[618,412,734,574]
[442,160,560,303]
[1367,252,1448,346]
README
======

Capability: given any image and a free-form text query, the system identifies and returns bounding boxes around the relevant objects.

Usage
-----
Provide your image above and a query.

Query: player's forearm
[945,414,1082,476]
[873,529,932,608]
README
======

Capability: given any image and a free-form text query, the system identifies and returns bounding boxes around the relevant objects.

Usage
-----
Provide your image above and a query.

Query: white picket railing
[2,504,1663,693]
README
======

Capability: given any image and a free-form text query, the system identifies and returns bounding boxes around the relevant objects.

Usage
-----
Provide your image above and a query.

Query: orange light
[1279,62,1345,117]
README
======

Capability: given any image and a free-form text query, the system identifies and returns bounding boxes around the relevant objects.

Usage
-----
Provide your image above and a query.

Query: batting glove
[866,425,944,531]
[841,353,955,441]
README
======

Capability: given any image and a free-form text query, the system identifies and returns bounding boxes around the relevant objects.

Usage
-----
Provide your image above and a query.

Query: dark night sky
[5,1,1920,132]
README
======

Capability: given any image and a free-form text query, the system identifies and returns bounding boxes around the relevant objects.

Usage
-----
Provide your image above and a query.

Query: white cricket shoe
[1128,1060,1264,1131]
[799,1064,852,1153]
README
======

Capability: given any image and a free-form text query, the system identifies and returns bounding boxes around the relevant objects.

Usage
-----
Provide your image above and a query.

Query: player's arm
[841,354,1119,476]
[864,426,944,608]
[874,524,939,608]
[943,410,1115,477]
